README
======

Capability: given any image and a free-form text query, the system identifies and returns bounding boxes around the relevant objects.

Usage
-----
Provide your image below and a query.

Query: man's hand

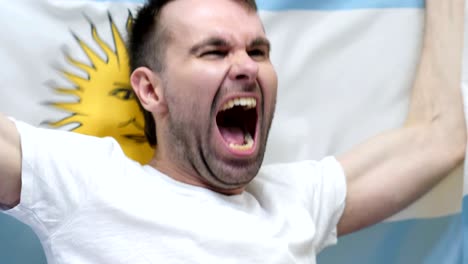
[0,113,21,209]
[337,0,467,235]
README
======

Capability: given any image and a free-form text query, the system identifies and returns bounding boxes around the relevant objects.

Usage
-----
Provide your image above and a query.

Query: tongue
[219,126,245,145]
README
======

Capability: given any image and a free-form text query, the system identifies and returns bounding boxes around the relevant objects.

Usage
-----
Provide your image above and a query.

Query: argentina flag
[0,0,466,263]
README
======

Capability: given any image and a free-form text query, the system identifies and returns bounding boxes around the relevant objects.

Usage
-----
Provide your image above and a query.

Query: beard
[161,92,276,191]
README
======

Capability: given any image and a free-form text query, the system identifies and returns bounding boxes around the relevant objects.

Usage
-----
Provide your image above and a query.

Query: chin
[209,159,262,187]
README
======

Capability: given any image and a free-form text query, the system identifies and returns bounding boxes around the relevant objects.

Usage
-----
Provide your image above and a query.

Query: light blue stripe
[319,214,462,264]
[87,0,425,10]
[256,0,424,10]
[463,197,468,264]
[0,214,46,264]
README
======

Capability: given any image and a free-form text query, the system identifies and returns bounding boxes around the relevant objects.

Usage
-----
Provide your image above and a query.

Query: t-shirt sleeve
[3,120,125,239]
[257,157,347,252]
[306,156,347,252]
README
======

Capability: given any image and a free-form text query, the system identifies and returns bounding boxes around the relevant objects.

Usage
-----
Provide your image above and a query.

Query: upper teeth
[221,97,257,111]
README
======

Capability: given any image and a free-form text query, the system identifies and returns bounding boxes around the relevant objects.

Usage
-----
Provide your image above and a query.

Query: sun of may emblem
[48,13,153,164]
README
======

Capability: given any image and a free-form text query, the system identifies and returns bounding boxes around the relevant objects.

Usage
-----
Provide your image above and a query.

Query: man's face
[157,0,277,192]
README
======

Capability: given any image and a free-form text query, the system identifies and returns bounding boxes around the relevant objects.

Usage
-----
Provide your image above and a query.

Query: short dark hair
[128,0,258,146]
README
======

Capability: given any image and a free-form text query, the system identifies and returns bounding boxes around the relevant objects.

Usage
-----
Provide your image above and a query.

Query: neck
[147,155,245,195]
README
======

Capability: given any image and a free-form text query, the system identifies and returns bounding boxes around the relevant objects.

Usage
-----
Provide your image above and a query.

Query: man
[0,0,466,263]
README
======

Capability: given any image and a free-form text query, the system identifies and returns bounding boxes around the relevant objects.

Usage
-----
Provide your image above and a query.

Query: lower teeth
[229,133,254,150]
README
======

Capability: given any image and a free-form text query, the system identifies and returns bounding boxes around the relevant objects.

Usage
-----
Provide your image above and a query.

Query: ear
[130,67,167,114]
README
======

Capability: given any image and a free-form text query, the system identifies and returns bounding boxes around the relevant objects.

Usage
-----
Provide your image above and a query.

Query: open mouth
[216,97,258,153]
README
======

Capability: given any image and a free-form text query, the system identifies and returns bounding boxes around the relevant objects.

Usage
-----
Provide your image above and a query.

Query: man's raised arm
[0,113,21,209]
[337,0,467,236]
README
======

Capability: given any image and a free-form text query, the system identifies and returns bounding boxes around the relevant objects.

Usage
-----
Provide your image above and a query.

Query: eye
[248,49,268,60]
[200,50,228,59]
[110,88,136,100]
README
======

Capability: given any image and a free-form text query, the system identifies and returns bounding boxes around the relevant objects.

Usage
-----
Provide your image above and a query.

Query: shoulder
[256,157,344,185]
[249,157,346,209]
[13,120,131,178]
[14,120,124,156]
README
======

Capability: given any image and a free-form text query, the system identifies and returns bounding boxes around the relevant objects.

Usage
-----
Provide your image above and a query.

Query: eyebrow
[189,36,271,54]
[250,37,271,52]
[190,37,230,54]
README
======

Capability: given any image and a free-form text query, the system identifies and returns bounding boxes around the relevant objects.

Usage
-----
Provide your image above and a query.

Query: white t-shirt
[4,121,347,264]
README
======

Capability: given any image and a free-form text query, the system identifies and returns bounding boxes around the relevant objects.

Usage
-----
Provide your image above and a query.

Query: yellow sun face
[48,14,153,164]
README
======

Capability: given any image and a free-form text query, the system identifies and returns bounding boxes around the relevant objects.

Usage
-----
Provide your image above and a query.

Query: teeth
[221,97,257,111]
[229,132,254,150]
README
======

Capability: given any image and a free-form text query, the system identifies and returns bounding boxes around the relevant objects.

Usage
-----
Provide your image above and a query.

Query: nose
[228,51,259,83]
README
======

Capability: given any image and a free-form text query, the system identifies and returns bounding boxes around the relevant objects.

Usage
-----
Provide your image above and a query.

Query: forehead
[161,0,265,45]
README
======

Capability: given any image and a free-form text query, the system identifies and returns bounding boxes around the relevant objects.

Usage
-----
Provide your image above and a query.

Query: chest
[47,179,318,263]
